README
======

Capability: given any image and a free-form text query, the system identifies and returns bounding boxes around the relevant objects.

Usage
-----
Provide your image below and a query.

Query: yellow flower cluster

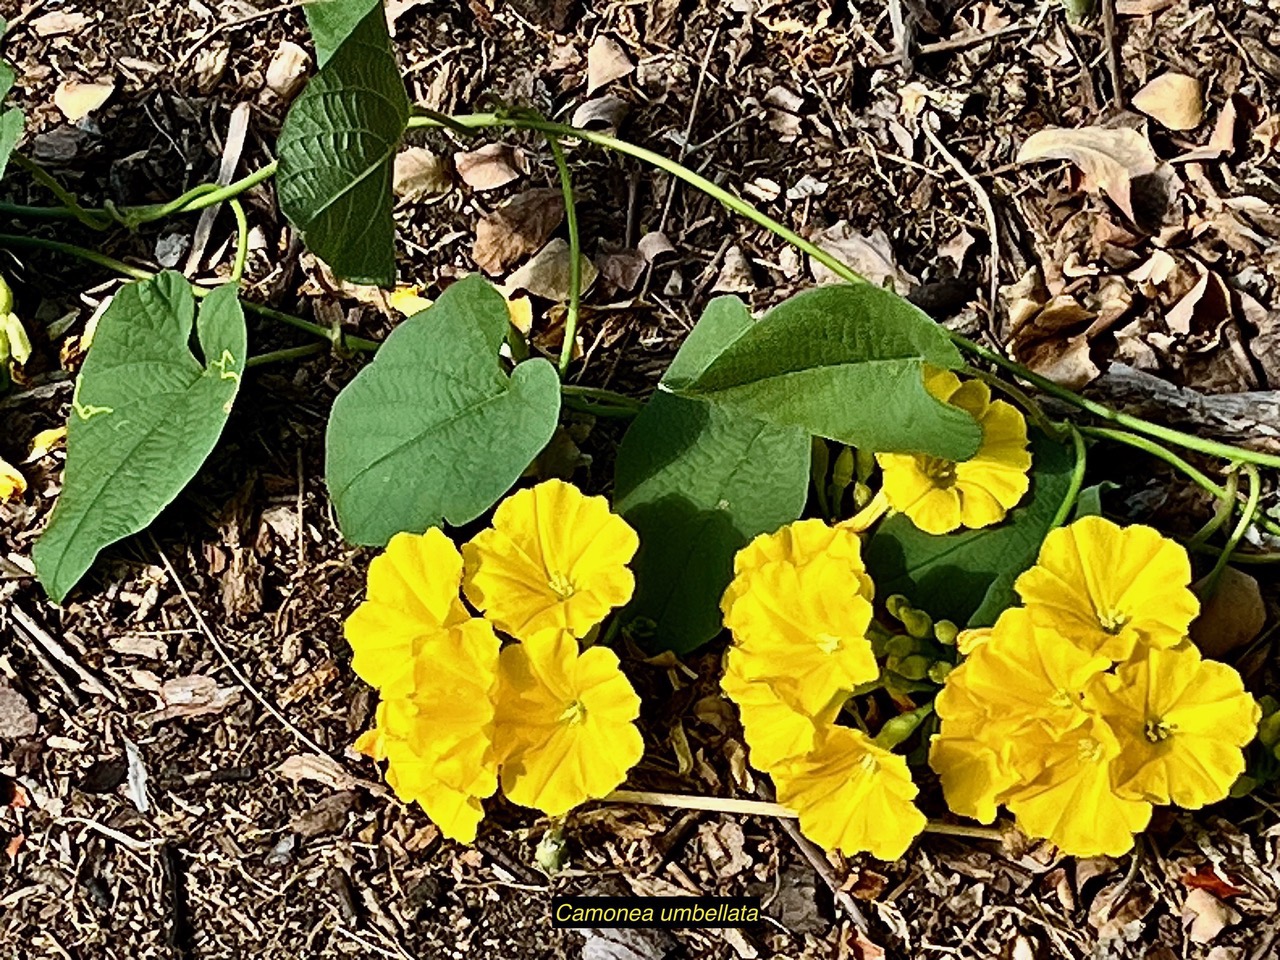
[347,480,644,842]
[931,516,1260,856]
[877,368,1031,534]
[720,520,926,861]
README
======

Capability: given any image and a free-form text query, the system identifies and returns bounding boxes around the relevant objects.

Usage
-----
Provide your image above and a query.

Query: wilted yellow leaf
[1,456,27,501]
[1017,127,1157,221]
[1132,73,1204,131]
[53,80,115,121]
[27,426,67,462]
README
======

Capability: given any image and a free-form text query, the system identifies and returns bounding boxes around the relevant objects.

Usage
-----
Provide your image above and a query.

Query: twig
[922,115,1001,326]
[0,1,45,39]
[153,541,331,758]
[1101,0,1125,108]
[10,603,120,704]
[777,816,870,932]
[872,22,1031,65]
[605,789,797,818]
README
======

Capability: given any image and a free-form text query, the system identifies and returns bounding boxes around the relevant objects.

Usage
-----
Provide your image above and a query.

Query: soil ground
[3,0,1280,958]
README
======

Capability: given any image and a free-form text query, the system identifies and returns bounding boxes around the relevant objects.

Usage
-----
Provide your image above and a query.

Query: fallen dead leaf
[811,222,915,292]
[32,11,91,36]
[1132,73,1204,131]
[473,188,565,275]
[53,80,114,122]
[393,147,451,200]
[1017,126,1158,222]
[1181,864,1248,900]
[1191,566,1266,659]
[454,142,524,191]
[149,675,241,722]
[1165,270,1229,337]
[595,250,646,292]
[1179,97,1242,162]
[637,231,676,263]
[291,791,359,838]
[586,35,634,94]
[276,754,362,792]
[108,635,168,659]
[0,682,37,740]
[1183,888,1240,944]
[265,40,310,99]
[1025,334,1100,390]
[570,95,627,132]
[938,228,976,270]
[712,245,755,294]
[193,43,230,95]
[506,238,598,301]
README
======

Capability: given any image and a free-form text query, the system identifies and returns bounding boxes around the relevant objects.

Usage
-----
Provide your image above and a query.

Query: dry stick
[1101,0,1125,109]
[871,22,1032,66]
[153,541,330,758]
[922,117,1001,327]
[778,817,871,933]
[10,603,120,705]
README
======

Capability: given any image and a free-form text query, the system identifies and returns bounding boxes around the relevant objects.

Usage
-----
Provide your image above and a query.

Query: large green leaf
[326,275,561,546]
[865,430,1077,627]
[34,274,246,602]
[0,59,24,179]
[277,2,408,287]
[303,0,382,66]
[615,297,810,654]
[673,285,981,460]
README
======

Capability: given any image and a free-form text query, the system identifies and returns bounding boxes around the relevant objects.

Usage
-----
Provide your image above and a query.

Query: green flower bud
[933,619,959,646]
[885,634,917,659]
[885,594,910,620]
[895,654,931,681]
[901,608,933,640]
[928,661,953,684]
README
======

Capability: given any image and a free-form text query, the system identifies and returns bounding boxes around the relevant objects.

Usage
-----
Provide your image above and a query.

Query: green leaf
[615,297,810,654]
[1074,481,1119,519]
[303,0,382,66]
[0,61,24,180]
[673,285,981,460]
[865,430,1077,628]
[326,274,561,546]
[33,274,246,603]
[277,2,408,287]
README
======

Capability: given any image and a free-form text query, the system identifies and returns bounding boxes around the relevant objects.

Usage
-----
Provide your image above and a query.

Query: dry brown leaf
[53,80,114,122]
[586,35,634,94]
[712,245,755,294]
[150,675,240,722]
[1179,98,1241,162]
[570,95,627,132]
[192,43,230,95]
[505,238,598,301]
[595,250,646,293]
[938,228,976,270]
[1133,73,1204,131]
[393,147,451,200]
[1017,127,1158,221]
[1191,567,1266,659]
[1166,271,1229,337]
[811,222,915,292]
[472,188,565,275]
[32,11,91,36]
[454,143,524,191]
[265,40,310,99]
[276,754,362,792]
[0,682,37,740]
[1182,889,1240,944]
[385,0,430,32]
[1115,0,1177,12]
[637,231,676,263]
[1025,334,1100,390]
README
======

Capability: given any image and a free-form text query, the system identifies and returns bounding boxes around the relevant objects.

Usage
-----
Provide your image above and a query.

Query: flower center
[858,752,880,775]
[548,571,577,599]
[1048,688,1076,709]
[1097,609,1129,635]
[816,633,843,654]
[1144,718,1174,743]
[558,699,588,725]
[1076,736,1106,764]
[919,456,958,488]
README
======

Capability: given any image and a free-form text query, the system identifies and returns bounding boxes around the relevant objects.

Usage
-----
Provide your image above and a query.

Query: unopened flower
[463,480,639,643]
[344,528,472,697]
[494,631,643,816]
[876,369,1031,535]
[1015,516,1199,660]
[773,726,926,861]
[1087,643,1260,808]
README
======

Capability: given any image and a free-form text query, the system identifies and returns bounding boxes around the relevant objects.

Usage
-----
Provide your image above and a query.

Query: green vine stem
[0,232,378,352]
[1203,464,1261,594]
[229,198,249,285]
[1188,470,1238,549]
[245,343,328,368]
[545,135,581,378]
[1049,425,1088,528]
[10,155,110,231]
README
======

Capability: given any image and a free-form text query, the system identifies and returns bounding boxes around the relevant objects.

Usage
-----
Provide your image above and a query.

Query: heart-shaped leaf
[34,274,246,602]
[326,274,561,546]
[865,430,1077,627]
[672,284,981,460]
[0,59,25,179]
[615,297,810,654]
[302,0,382,66]
[277,1,408,286]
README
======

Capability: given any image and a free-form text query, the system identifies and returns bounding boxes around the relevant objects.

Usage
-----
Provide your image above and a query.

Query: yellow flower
[1087,644,1260,808]
[1005,716,1153,857]
[344,528,472,697]
[930,608,1108,821]
[494,631,643,816]
[723,555,879,717]
[1014,515,1199,661]
[721,519,874,616]
[773,726,926,861]
[720,649,844,771]
[876,369,1031,535]
[354,622,502,843]
[463,480,639,643]
[0,456,25,501]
